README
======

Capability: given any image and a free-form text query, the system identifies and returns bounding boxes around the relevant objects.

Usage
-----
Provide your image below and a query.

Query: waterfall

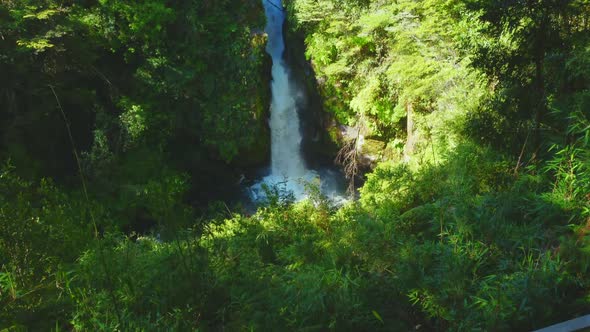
[249,0,346,203]
[264,0,307,180]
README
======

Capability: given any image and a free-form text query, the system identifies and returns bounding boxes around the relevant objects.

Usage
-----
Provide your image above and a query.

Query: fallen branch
[265,0,285,12]
[514,130,530,176]
[336,126,361,196]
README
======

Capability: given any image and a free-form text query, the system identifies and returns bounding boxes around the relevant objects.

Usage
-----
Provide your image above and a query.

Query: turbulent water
[249,0,345,202]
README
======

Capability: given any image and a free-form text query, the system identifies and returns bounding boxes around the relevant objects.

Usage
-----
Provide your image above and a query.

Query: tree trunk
[404,102,417,161]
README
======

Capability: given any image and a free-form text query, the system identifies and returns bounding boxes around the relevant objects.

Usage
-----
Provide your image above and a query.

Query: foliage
[1,0,590,331]
[0,165,98,329]
[13,139,586,330]
[287,0,487,159]
[0,0,268,184]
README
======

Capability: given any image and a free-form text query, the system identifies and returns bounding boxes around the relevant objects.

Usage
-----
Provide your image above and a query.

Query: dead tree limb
[336,126,361,196]
[265,0,285,12]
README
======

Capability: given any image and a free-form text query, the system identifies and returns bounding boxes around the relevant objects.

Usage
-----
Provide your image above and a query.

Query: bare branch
[336,126,361,196]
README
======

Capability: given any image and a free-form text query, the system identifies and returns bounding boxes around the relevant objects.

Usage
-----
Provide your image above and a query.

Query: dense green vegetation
[1,0,589,330]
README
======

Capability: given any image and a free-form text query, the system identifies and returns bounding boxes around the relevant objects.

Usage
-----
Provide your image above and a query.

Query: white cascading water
[249,0,346,202]
[249,0,315,200]
[265,0,307,181]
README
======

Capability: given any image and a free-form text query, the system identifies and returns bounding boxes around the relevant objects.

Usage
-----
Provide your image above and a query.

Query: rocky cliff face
[282,19,342,170]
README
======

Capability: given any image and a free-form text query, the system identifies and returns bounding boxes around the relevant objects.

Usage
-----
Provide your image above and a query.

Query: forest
[1,0,589,330]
